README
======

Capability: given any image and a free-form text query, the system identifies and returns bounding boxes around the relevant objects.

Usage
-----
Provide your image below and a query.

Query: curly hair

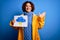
[22,1,35,12]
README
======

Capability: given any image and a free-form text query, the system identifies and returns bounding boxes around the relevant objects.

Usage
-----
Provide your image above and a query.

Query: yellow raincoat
[10,14,45,40]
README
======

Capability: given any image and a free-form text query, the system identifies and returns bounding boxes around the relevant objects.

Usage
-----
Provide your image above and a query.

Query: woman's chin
[26,11,31,13]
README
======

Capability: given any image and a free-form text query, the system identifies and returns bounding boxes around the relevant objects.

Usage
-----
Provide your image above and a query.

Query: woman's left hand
[39,12,46,18]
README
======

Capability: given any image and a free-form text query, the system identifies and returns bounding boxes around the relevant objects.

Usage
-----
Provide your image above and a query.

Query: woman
[10,1,45,40]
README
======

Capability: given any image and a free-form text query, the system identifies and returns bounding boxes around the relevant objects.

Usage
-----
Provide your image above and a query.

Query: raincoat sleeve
[38,16,45,29]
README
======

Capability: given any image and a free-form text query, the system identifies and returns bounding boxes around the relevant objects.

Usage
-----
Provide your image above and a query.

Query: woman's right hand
[10,20,22,30]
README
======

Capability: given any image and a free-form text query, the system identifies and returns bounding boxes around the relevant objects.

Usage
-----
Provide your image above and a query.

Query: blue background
[0,0,60,40]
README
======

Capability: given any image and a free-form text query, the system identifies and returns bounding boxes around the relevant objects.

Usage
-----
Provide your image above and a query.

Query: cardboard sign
[13,15,28,27]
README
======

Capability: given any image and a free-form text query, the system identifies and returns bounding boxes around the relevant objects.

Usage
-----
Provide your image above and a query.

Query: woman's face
[25,3,32,12]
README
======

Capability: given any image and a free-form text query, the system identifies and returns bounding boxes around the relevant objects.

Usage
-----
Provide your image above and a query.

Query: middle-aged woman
[10,1,46,40]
